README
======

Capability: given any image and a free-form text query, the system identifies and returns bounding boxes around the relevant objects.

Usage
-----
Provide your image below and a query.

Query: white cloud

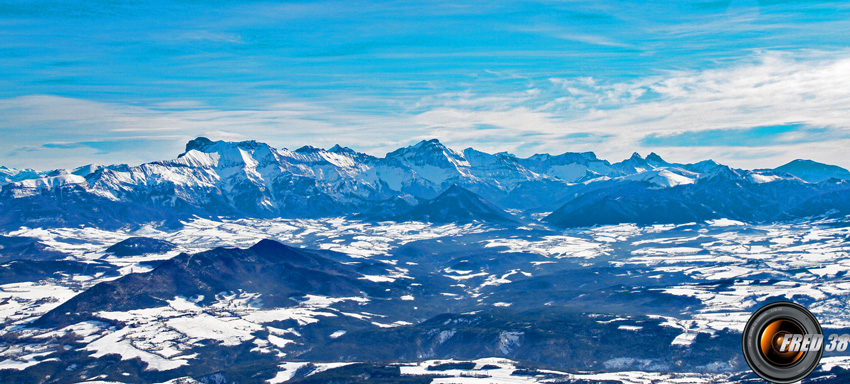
[0,95,429,169]
[409,51,850,168]
[3,52,850,170]
[554,33,633,48]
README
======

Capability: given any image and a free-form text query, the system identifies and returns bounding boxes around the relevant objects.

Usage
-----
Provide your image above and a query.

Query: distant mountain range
[1,137,849,229]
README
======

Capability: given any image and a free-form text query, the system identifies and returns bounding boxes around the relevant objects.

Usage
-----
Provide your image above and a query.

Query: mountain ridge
[1,137,849,230]
[35,239,386,328]
[395,184,518,224]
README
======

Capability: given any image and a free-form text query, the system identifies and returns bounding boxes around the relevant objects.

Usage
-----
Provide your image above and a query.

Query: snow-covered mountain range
[3,139,850,383]
[2,137,848,230]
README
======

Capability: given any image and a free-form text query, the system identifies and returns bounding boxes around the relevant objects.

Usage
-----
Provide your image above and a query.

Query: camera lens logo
[742,301,823,383]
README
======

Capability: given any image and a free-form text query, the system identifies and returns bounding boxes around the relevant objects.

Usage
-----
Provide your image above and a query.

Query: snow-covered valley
[2,216,850,383]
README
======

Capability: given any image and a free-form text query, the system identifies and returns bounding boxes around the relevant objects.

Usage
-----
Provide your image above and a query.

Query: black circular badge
[742,301,823,383]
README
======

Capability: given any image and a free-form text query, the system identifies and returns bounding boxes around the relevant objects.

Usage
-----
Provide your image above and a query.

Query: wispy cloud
[4,51,850,170]
[553,33,634,48]
[169,31,245,44]
[0,95,430,169]
[511,24,636,49]
[408,52,850,167]
[2,0,850,170]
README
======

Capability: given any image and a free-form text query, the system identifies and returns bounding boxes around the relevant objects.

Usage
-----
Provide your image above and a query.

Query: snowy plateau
[1,138,850,383]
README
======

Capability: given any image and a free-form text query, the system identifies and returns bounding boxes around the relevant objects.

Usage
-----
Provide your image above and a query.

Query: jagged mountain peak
[383,139,471,183]
[295,145,323,154]
[464,147,507,157]
[178,137,280,170]
[413,138,444,148]
[579,151,599,161]
[462,147,522,163]
[328,144,356,155]
[683,159,720,173]
[184,137,268,154]
[185,136,215,152]
[391,139,458,157]
[612,152,653,175]
[646,152,666,164]
[0,167,42,186]
[620,152,650,167]
[71,164,104,177]
[525,151,599,164]
[700,164,743,181]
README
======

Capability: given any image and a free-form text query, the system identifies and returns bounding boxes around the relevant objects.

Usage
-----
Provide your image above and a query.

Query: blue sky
[2,0,850,170]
